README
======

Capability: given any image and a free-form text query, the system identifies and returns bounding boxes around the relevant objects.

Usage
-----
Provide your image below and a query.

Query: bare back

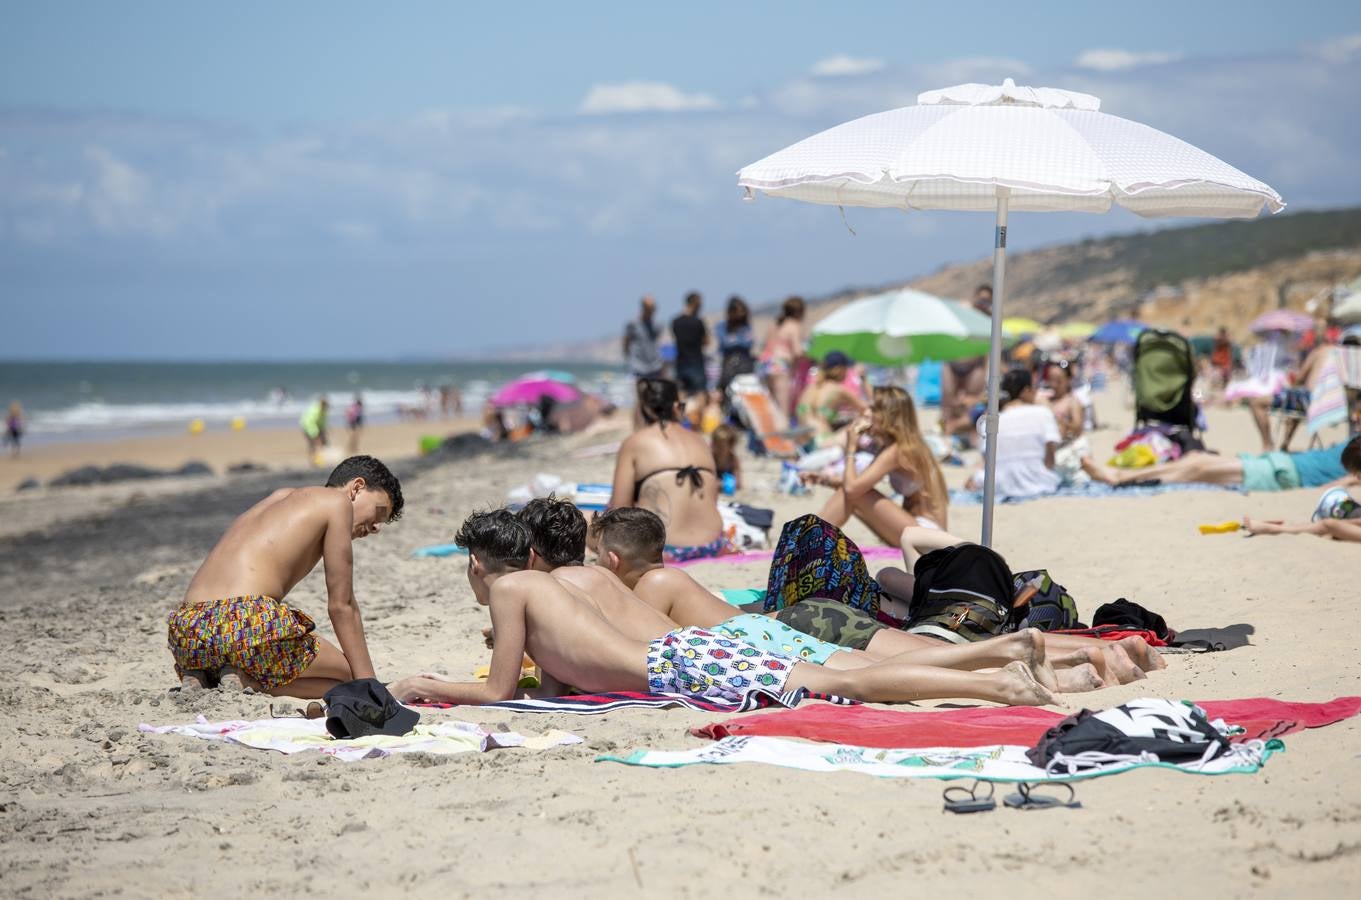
[184,487,341,604]
[551,565,678,641]
[611,423,724,546]
[498,571,650,693]
[634,567,744,629]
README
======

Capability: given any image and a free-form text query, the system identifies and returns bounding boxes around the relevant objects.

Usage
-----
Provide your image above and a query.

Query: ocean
[0,360,629,445]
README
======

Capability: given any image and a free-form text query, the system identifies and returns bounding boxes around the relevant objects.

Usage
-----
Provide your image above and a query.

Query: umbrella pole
[980,189,1010,547]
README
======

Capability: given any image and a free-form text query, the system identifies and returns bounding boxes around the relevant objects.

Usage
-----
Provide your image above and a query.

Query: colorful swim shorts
[1237,451,1301,493]
[714,613,841,664]
[662,535,738,564]
[167,595,318,689]
[646,627,795,702]
[773,598,885,651]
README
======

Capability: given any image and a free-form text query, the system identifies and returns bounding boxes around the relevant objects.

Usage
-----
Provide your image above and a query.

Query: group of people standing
[622,291,806,406]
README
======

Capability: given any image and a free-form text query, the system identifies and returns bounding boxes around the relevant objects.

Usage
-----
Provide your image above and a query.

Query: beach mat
[411,543,467,558]
[674,545,901,570]
[140,715,581,762]
[415,686,855,715]
[949,481,1243,507]
[693,696,1361,748]
[599,735,1279,783]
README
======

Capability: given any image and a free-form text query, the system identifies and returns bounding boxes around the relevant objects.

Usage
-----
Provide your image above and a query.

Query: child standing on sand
[167,455,402,699]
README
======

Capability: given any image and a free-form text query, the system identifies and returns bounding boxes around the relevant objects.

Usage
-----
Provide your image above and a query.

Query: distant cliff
[496,207,1361,362]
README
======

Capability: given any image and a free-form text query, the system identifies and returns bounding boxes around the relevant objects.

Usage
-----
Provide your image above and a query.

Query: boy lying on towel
[167,455,403,699]
[389,509,1060,707]
[590,506,1155,691]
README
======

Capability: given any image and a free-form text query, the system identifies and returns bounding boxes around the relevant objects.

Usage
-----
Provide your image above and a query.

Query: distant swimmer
[5,401,22,458]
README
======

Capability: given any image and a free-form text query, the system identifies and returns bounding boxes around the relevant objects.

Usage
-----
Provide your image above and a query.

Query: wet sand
[1,393,1358,897]
[0,417,478,492]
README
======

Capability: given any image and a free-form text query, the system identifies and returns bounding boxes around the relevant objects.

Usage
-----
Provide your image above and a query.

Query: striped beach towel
[416,687,855,715]
[1307,348,1348,435]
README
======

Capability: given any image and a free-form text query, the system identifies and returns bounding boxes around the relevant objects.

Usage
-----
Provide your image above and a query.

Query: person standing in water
[346,394,364,454]
[300,396,330,464]
[5,402,23,457]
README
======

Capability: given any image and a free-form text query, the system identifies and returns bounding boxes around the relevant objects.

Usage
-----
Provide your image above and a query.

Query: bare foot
[1048,649,1094,670]
[179,671,210,692]
[1101,644,1147,684]
[1080,456,1117,485]
[995,660,1061,707]
[1242,516,1285,536]
[1009,629,1059,694]
[1054,663,1105,693]
[1116,636,1167,671]
[218,667,257,693]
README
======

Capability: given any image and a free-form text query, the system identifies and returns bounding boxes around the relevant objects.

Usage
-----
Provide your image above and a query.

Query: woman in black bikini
[607,378,734,562]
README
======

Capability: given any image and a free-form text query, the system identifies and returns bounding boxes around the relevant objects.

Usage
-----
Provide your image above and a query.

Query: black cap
[823,350,852,368]
[323,678,420,739]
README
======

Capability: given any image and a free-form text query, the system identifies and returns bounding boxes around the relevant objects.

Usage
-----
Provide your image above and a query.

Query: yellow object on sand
[1109,444,1157,469]
[230,416,247,431]
[1198,521,1242,535]
[474,655,540,689]
[188,418,206,435]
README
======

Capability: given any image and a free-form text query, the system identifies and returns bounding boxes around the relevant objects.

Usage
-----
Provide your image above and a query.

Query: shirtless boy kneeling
[167,455,402,699]
[390,510,1059,707]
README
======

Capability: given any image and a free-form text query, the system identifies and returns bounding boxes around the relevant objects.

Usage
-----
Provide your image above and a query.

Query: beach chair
[726,374,811,458]
[1132,328,1201,439]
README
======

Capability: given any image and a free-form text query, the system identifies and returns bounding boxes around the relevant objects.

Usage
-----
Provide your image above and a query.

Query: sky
[3,0,1361,360]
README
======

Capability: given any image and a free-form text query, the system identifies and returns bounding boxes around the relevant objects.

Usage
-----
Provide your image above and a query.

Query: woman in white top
[969,369,1061,498]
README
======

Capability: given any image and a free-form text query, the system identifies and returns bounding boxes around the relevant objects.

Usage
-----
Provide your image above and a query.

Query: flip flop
[1003,782,1081,811]
[943,780,996,814]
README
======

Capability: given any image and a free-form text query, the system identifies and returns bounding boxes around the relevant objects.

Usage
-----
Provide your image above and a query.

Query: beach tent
[1331,278,1361,325]
[1089,319,1147,345]
[808,288,991,365]
[738,78,1282,545]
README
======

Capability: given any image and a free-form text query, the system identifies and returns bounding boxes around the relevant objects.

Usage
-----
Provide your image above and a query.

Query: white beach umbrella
[738,78,1284,546]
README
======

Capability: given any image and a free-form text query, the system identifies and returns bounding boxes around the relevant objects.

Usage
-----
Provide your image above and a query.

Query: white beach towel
[140,715,582,762]
[600,735,1277,782]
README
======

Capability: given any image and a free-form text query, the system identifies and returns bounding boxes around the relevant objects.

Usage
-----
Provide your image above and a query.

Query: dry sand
[1,392,1358,898]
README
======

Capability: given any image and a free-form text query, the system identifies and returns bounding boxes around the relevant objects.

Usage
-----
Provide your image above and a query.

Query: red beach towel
[692,696,1361,747]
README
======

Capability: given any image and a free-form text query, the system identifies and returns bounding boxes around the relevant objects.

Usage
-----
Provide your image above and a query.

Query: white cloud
[1074,48,1182,71]
[1318,33,1361,63]
[579,81,720,114]
[811,55,885,77]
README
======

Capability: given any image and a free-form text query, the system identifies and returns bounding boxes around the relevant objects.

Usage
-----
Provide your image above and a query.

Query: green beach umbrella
[809,288,991,365]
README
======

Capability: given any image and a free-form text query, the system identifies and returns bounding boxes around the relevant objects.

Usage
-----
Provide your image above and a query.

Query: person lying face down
[517,498,1071,685]
[390,509,1063,707]
[592,507,1164,691]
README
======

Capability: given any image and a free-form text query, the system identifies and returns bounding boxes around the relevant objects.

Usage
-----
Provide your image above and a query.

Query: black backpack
[1011,569,1082,632]
[906,544,1015,643]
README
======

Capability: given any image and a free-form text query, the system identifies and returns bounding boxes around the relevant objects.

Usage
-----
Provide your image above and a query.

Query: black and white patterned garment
[1028,698,1265,774]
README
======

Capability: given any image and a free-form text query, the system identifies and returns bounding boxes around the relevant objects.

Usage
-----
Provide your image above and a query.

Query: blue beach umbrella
[1089,319,1146,345]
